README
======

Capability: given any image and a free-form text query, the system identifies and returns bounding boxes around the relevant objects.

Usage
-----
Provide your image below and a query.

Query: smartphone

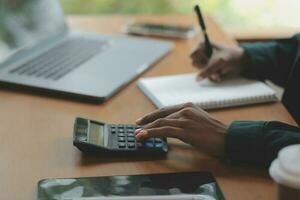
[38,171,225,200]
[123,22,196,39]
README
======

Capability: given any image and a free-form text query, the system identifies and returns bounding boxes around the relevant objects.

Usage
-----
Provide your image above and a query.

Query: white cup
[269,144,300,200]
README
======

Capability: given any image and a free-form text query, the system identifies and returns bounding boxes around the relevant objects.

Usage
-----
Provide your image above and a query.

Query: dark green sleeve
[240,34,300,87]
[225,121,300,168]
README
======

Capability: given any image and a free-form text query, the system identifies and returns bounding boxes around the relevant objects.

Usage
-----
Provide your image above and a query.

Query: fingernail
[212,74,221,82]
[136,130,147,139]
[134,128,142,134]
[196,75,204,81]
[211,74,218,81]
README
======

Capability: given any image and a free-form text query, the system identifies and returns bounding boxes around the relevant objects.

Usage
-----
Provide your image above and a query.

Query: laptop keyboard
[9,38,108,80]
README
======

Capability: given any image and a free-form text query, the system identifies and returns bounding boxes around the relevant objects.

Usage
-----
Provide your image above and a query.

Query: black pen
[194,5,213,57]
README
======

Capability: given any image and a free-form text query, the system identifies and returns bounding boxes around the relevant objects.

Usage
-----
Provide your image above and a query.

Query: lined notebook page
[138,73,278,109]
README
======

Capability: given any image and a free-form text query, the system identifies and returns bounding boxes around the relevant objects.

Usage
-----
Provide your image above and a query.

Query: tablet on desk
[37,172,225,200]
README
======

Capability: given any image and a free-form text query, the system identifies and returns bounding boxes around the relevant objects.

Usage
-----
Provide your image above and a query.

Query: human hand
[135,103,227,157]
[190,42,248,82]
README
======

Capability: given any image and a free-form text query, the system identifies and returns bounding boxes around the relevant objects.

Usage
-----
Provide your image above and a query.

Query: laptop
[0,0,173,102]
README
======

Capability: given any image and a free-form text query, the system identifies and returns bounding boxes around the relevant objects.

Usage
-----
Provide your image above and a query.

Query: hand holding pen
[190,5,247,82]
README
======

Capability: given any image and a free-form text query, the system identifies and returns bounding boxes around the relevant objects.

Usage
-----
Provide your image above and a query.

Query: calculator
[73,117,168,156]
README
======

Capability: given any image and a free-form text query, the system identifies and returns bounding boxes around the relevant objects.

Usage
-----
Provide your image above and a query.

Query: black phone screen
[38,171,225,200]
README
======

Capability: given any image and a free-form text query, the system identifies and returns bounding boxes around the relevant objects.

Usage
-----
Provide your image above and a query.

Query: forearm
[225,121,300,168]
[240,34,300,87]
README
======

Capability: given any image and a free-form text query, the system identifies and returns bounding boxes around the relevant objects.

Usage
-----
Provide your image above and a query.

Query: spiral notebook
[137,73,278,109]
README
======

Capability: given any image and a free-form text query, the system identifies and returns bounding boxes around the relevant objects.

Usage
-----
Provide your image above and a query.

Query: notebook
[137,73,278,109]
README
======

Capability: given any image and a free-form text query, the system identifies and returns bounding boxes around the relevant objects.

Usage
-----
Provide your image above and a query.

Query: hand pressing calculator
[73,117,168,156]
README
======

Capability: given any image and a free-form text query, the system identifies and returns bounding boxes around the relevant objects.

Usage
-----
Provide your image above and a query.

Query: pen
[67,194,214,200]
[194,5,213,57]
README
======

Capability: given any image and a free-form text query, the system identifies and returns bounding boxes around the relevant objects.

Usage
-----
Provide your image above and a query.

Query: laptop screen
[0,0,66,64]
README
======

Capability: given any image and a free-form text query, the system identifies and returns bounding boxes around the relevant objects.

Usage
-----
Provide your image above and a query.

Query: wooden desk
[0,15,297,200]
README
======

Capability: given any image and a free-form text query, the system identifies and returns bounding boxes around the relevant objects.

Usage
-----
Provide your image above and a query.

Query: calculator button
[137,142,144,148]
[110,126,116,130]
[145,142,154,148]
[118,143,126,148]
[118,129,125,133]
[118,133,125,137]
[127,137,135,142]
[126,129,134,133]
[118,137,125,142]
[110,129,116,134]
[147,138,155,142]
[127,143,136,148]
[155,143,163,148]
[154,138,163,143]
[127,133,135,137]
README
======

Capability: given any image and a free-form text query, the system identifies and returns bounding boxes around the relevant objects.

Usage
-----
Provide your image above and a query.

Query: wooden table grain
[0,15,297,200]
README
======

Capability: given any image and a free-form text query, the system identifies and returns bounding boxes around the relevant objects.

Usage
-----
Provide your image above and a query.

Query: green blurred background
[61,0,300,29]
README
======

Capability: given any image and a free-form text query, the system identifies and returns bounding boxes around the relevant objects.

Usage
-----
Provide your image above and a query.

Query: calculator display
[88,123,104,146]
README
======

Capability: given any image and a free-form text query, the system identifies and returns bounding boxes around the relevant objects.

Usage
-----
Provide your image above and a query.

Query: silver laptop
[0,0,172,102]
